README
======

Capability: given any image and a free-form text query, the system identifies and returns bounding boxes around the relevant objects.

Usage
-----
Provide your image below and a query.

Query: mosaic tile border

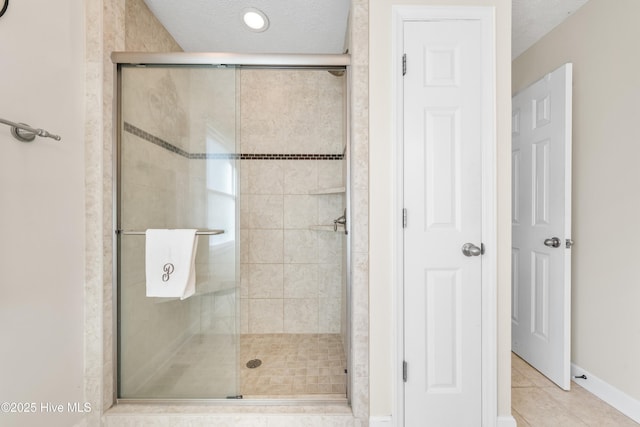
[124,122,344,160]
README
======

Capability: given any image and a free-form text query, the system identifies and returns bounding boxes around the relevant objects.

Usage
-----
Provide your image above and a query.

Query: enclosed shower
[114,54,350,401]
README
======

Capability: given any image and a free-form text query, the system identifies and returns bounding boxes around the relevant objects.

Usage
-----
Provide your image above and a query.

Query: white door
[512,63,573,390]
[403,19,483,426]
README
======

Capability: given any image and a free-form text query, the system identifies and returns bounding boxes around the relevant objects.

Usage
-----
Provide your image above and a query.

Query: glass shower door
[117,65,240,399]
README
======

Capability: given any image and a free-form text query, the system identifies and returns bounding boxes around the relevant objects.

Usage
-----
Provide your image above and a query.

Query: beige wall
[369,0,512,418]
[0,1,85,426]
[513,0,640,402]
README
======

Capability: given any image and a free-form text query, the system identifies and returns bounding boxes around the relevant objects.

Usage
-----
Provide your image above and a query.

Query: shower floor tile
[240,333,347,398]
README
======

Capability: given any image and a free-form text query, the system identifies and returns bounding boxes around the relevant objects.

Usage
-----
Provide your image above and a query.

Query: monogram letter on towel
[162,263,175,282]
[145,229,198,300]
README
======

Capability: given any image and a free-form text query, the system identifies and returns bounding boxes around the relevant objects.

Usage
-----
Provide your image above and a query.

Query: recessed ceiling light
[242,8,269,32]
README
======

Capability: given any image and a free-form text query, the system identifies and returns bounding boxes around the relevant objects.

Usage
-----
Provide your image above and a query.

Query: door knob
[462,243,482,257]
[544,237,561,248]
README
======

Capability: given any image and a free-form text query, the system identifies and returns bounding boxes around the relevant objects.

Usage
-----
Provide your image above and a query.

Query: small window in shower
[206,135,237,249]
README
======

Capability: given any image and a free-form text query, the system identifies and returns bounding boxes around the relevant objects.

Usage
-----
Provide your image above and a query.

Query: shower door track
[112,52,352,407]
[111,52,350,67]
[111,398,350,406]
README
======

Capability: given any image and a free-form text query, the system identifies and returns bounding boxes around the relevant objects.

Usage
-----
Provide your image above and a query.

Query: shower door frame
[112,52,352,405]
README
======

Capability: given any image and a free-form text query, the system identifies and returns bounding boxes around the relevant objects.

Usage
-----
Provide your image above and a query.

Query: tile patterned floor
[512,353,639,426]
[240,333,347,398]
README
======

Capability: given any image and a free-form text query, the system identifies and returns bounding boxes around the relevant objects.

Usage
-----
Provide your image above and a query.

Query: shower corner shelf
[308,186,345,195]
[309,225,337,232]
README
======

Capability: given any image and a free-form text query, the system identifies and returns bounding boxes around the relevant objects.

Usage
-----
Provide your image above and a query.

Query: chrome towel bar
[0,117,61,142]
[116,229,224,236]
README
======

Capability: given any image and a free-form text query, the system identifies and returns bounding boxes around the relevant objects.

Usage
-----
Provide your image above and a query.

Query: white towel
[145,229,199,300]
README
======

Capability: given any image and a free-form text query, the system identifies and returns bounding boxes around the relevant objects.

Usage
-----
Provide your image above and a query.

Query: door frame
[392,6,497,426]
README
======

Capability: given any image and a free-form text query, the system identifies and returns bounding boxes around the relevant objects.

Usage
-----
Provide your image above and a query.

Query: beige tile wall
[240,70,343,155]
[239,69,346,335]
[240,158,345,334]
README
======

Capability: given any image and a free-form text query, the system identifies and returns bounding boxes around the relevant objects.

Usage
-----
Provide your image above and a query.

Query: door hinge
[403,361,408,382]
[402,208,407,228]
[402,54,407,76]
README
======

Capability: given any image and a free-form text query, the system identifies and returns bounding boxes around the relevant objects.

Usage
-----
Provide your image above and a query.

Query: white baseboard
[496,415,517,427]
[571,363,640,423]
[369,415,392,427]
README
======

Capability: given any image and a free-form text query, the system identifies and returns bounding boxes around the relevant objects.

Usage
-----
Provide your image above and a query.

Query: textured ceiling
[512,0,590,58]
[144,0,350,54]
[144,0,590,58]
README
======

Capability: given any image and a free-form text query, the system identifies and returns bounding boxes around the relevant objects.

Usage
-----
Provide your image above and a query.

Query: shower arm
[0,117,61,142]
